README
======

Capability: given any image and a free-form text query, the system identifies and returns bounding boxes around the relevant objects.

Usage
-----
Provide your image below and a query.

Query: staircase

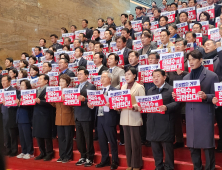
[6,123,222,170]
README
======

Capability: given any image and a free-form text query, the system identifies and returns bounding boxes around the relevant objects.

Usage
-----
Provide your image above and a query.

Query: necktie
[79,84,84,90]
[76,59,79,63]
[110,69,112,73]
[103,88,106,94]
[163,45,166,48]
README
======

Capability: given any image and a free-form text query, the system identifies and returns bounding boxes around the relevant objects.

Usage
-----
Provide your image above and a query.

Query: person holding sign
[139,69,179,170]
[167,38,189,149]
[1,75,19,157]
[58,58,75,77]
[116,36,131,66]
[172,50,219,170]
[87,71,119,169]
[120,67,145,170]
[158,29,175,52]
[93,52,108,75]
[199,12,214,29]
[33,74,54,161]
[185,31,206,56]
[74,66,96,167]
[49,74,75,163]
[74,47,87,69]
[16,80,34,159]
[192,23,209,46]
[168,24,180,39]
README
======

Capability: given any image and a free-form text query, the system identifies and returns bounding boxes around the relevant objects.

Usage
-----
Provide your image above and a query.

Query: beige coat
[157,41,175,53]
[120,82,145,126]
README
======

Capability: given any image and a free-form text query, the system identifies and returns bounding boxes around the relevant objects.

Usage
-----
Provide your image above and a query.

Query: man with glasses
[138,32,157,55]
[192,23,208,46]
[157,29,175,52]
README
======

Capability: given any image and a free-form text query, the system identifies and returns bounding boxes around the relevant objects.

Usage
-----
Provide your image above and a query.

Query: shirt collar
[157,82,165,89]
[103,85,110,91]
[4,86,10,91]
[62,68,68,74]
[96,64,103,72]
[109,66,116,70]
[163,43,168,47]
[79,80,87,87]
[119,47,126,54]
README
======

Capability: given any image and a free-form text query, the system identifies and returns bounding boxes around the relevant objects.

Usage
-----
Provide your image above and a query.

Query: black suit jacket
[85,28,93,40]
[147,83,180,142]
[59,68,75,77]
[101,52,107,66]
[123,48,132,65]
[5,66,15,72]
[1,86,19,128]
[126,39,132,49]
[98,65,108,75]
[74,81,96,121]
[209,4,221,25]
[51,60,57,64]
[78,57,87,69]
[32,87,54,138]
[95,86,118,126]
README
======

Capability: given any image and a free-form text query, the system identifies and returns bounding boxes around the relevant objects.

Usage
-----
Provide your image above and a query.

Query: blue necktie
[110,69,112,73]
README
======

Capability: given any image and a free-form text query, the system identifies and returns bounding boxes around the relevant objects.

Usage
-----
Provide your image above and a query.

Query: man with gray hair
[87,70,119,169]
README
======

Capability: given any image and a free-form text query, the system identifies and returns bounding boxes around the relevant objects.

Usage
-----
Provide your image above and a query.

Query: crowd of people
[2,0,222,170]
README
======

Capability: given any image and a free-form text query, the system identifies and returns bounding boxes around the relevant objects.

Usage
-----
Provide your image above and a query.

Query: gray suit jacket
[138,41,158,55]
[109,67,125,89]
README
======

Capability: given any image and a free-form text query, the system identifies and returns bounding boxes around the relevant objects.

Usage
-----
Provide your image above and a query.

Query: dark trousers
[0,113,5,170]
[174,111,183,143]
[75,121,95,161]
[123,126,142,168]
[151,141,174,170]
[52,111,57,138]
[36,138,53,157]
[3,125,18,155]
[140,114,147,142]
[215,107,222,149]
[97,116,118,163]
[18,123,33,154]
[57,125,74,160]
[190,148,215,170]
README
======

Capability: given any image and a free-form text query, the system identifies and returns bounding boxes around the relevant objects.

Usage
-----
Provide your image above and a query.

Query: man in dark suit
[42,62,52,74]
[192,23,208,46]
[45,50,56,64]
[33,74,54,161]
[50,34,63,50]
[104,30,113,46]
[5,58,15,72]
[88,71,119,169]
[124,21,136,40]
[58,58,75,77]
[138,32,157,56]
[121,28,132,49]
[207,0,221,25]
[74,66,96,167]
[116,36,131,66]
[135,6,150,23]
[124,51,140,71]
[185,32,206,57]
[145,69,180,170]
[1,75,18,157]
[74,47,87,69]
[93,52,108,75]
[94,42,107,66]
[82,19,93,40]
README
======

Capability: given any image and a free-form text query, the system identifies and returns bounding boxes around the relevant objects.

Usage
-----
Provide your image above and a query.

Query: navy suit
[1,86,19,155]
[78,57,87,69]
[16,94,34,154]
[74,81,96,161]
[59,68,75,77]
[50,60,57,64]
[123,48,132,66]
[95,86,119,163]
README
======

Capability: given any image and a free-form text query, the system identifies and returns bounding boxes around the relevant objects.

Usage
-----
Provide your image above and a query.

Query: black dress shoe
[9,153,17,157]
[110,161,118,169]
[44,155,53,161]
[173,142,184,149]
[35,154,45,160]
[95,161,110,168]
